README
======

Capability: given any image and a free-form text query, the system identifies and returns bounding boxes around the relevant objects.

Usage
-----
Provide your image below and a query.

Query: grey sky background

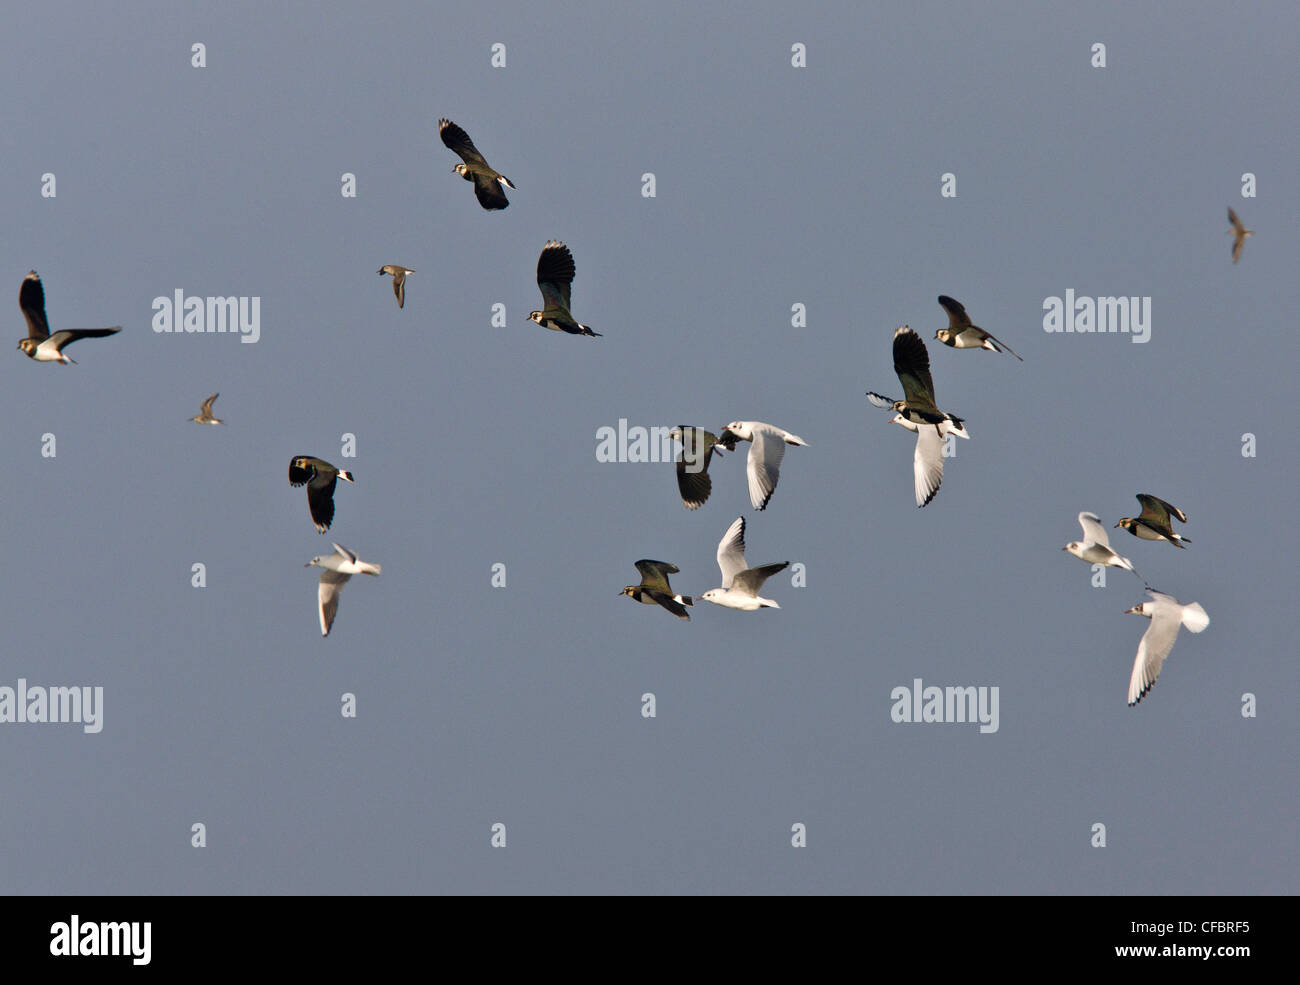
[1,1,1295,894]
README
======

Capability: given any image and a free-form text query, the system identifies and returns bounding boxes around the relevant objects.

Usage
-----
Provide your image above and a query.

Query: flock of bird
[16,114,1245,699]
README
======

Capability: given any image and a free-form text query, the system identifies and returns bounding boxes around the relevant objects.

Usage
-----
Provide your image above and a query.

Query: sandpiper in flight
[1227,207,1253,264]
[191,393,224,425]
[377,265,414,309]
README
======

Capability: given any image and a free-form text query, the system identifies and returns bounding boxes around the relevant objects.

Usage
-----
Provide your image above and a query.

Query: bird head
[1124,603,1152,618]
[527,311,543,324]
[1115,518,1135,532]
[453,164,469,178]
[1062,542,1082,557]
[700,589,722,603]
[723,421,749,440]
[619,586,636,597]
[935,329,953,343]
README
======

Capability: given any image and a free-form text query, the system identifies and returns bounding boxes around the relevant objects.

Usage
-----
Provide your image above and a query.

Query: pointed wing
[913,426,945,507]
[200,393,219,415]
[536,240,575,312]
[332,543,359,565]
[318,570,351,637]
[892,327,938,409]
[19,271,49,340]
[1227,207,1242,232]
[1128,602,1182,705]
[1137,494,1185,525]
[634,559,678,593]
[674,428,717,510]
[472,172,509,210]
[746,425,787,511]
[981,330,1023,360]
[733,562,789,596]
[1078,511,1111,548]
[647,590,690,620]
[438,118,489,169]
[392,273,406,308]
[46,327,120,350]
[1231,234,1245,263]
[716,517,748,588]
[866,391,896,409]
[937,295,972,330]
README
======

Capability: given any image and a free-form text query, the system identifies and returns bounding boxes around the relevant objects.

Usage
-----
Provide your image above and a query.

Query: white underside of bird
[699,516,788,611]
[723,420,807,511]
[1124,590,1209,705]
[1063,512,1142,579]
[306,543,381,637]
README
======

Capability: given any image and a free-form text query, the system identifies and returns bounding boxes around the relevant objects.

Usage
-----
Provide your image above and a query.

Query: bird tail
[337,470,355,483]
[1175,534,1191,545]
[1182,603,1209,633]
[759,598,781,609]
[675,594,693,607]
[499,175,516,189]
[581,324,602,337]
[61,355,77,365]
[360,562,381,576]
[784,433,808,447]
[985,334,1024,361]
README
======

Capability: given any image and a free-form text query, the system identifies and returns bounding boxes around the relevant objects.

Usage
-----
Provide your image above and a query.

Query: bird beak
[1123,606,1140,614]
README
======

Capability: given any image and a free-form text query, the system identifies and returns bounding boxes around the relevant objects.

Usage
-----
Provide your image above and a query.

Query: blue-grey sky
[1,1,1295,894]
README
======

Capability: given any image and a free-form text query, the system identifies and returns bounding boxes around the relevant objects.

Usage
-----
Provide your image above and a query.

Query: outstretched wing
[892,327,938,409]
[716,517,748,589]
[937,295,972,330]
[913,426,945,507]
[1128,603,1182,705]
[634,559,678,594]
[438,118,489,169]
[318,570,351,637]
[536,240,575,312]
[1077,511,1111,548]
[1137,494,1185,525]
[472,172,509,210]
[733,562,789,596]
[20,271,50,341]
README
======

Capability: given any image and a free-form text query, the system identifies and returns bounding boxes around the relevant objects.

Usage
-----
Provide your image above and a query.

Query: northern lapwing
[529,240,600,337]
[438,118,514,211]
[191,393,224,425]
[1116,494,1191,549]
[1123,589,1209,706]
[669,426,738,510]
[16,270,120,364]
[377,265,414,308]
[306,543,381,637]
[1227,207,1254,264]
[620,560,693,620]
[934,295,1023,360]
[699,516,789,611]
[289,456,354,533]
[867,326,968,506]
[721,421,807,511]
[1063,511,1144,581]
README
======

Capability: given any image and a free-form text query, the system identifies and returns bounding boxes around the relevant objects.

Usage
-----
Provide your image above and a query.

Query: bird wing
[733,562,789,596]
[674,429,716,510]
[318,570,351,637]
[46,327,120,350]
[746,425,786,510]
[200,393,219,415]
[536,241,575,312]
[937,295,972,329]
[1078,511,1111,548]
[913,426,945,507]
[472,172,509,210]
[19,272,49,341]
[392,273,405,308]
[1137,494,1184,525]
[981,330,1024,360]
[865,391,896,409]
[716,517,748,588]
[1228,207,1243,232]
[1128,602,1182,705]
[306,474,339,532]
[634,559,678,593]
[332,543,359,565]
[892,327,938,409]
[438,118,490,169]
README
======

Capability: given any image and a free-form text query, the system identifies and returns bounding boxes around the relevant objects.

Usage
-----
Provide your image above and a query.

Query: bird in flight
[529,240,600,337]
[191,393,224,425]
[377,265,414,309]
[620,560,693,620]
[1062,511,1143,581]
[1115,494,1191,549]
[1227,207,1253,264]
[439,118,514,211]
[16,270,120,364]
[720,421,807,511]
[306,543,381,637]
[933,295,1023,360]
[699,517,789,611]
[867,326,968,506]
[1123,589,1209,706]
[288,456,355,533]
[669,426,738,510]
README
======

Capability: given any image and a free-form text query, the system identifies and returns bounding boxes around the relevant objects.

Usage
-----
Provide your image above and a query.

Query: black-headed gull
[722,421,807,511]
[699,516,789,611]
[1063,512,1143,581]
[1123,590,1209,705]
[305,543,382,637]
